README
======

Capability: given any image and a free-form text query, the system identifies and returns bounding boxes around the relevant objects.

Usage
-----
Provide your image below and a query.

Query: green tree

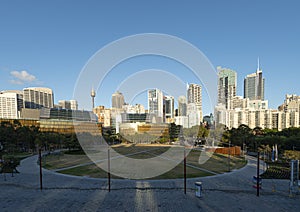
[15,126,31,152]
[169,123,180,142]
[227,124,254,151]
[197,125,209,138]
[63,133,81,151]
[263,128,278,136]
[0,121,16,154]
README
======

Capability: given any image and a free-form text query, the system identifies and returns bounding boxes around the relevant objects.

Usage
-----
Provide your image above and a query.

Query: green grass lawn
[42,153,91,170]
[43,144,247,179]
[2,152,33,160]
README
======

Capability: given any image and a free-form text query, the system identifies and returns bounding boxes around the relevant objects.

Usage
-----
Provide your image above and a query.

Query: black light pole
[228,141,231,172]
[108,147,111,192]
[257,151,260,197]
[184,147,186,194]
[39,148,43,190]
[242,137,245,157]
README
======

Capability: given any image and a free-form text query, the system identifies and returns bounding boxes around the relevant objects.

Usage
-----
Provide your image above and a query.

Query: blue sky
[0,0,299,115]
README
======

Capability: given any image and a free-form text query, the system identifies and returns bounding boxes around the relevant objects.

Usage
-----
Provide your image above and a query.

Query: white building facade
[148,89,164,122]
[187,83,203,125]
[23,87,54,109]
[0,92,19,119]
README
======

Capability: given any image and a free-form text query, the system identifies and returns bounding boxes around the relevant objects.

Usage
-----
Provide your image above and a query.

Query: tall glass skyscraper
[164,95,174,121]
[244,60,265,100]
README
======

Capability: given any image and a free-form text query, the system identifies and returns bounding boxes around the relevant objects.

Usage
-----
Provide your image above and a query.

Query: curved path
[0,154,299,211]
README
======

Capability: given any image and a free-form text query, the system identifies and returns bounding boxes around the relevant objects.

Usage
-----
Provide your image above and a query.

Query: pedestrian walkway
[1,154,299,211]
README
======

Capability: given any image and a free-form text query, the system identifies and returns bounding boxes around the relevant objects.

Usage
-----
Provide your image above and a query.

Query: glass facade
[0,118,102,135]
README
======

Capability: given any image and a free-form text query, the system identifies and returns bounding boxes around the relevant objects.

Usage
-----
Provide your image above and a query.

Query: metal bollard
[195,182,202,197]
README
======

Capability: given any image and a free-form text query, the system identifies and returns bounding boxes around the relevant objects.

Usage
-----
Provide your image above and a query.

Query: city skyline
[1,2,300,210]
[1,1,300,115]
[0,73,298,116]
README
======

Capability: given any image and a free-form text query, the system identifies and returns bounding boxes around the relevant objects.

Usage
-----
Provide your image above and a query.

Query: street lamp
[0,142,3,163]
[228,140,231,172]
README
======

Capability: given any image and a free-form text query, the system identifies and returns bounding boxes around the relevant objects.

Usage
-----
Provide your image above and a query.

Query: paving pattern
[0,155,299,211]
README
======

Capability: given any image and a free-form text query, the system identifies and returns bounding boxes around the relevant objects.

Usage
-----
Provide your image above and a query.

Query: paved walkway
[0,154,299,211]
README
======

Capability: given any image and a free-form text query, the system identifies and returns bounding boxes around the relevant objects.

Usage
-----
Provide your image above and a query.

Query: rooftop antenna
[257,57,260,72]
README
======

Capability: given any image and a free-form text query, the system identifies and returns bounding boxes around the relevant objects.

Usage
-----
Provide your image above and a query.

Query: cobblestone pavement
[0,155,299,211]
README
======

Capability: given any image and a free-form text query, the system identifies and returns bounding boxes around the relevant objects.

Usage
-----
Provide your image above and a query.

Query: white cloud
[10,70,39,85]
[10,79,24,85]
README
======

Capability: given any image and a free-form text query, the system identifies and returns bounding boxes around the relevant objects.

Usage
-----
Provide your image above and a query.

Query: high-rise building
[58,100,71,109]
[187,83,202,110]
[112,91,125,109]
[217,66,237,109]
[278,94,300,128]
[231,96,249,109]
[178,95,187,116]
[244,59,265,100]
[279,94,300,112]
[290,111,299,128]
[93,105,111,127]
[164,95,174,122]
[0,90,23,111]
[187,103,202,127]
[0,92,19,119]
[187,83,202,124]
[58,100,78,110]
[23,87,54,109]
[148,88,164,120]
[69,100,78,110]
[175,96,188,127]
